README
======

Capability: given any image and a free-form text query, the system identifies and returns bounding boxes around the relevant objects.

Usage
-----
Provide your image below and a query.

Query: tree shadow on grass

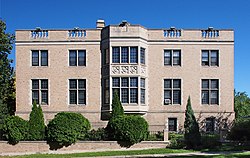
[47,141,71,150]
[117,141,134,148]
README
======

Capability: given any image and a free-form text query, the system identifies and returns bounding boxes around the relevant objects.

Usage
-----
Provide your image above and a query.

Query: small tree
[111,91,124,118]
[28,102,46,140]
[184,96,201,149]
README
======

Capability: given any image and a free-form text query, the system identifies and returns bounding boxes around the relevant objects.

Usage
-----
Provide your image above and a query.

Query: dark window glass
[41,50,48,66]
[211,80,218,89]
[41,80,48,89]
[210,91,218,104]
[141,89,145,104]
[32,90,39,104]
[173,90,181,104]
[211,51,218,66]
[130,47,138,63]
[121,47,129,63]
[173,79,181,88]
[168,118,177,131]
[41,90,48,105]
[202,79,219,105]
[164,79,181,105]
[202,80,209,89]
[164,79,171,89]
[121,88,129,103]
[141,78,145,88]
[202,50,209,66]
[202,50,219,66]
[69,50,77,66]
[206,118,215,132]
[78,50,86,66]
[121,78,129,87]
[202,90,209,104]
[140,48,145,64]
[32,51,39,66]
[112,47,120,63]
[173,50,180,65]
[130,77,138,87]
[78,79,86,89]
[70,90,77,104]
[78,90,86,104]
[32,80,39,89]
[164,50,171,65]
[164,90,171,100]
[130,88,138,103]
[69,79,77,89]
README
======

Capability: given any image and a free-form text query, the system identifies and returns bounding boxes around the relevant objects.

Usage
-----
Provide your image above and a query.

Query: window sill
[69,104,86,106]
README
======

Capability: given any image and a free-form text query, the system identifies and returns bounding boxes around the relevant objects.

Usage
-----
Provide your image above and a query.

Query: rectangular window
[104,79,109,104]
[141,78,145,104]
[168,118,177,132]
[31,79,48,105]
[202,79,219,105]
[140,48,145,64]
[130,47,138,63]
[164,50,181,66]
[164,79,181,105]
[121,47,129,63]
[206,117,215,132]
[112,47,120,63]
[202,50,219,66]
[69,50,86,66]
[112,77,139,104]
[32,50,48,66]
[69,79,86,105]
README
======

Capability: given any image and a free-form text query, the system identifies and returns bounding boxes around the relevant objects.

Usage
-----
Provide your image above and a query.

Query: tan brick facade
[16,20,234,131]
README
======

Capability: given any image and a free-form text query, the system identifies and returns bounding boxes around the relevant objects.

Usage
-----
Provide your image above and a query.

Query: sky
[0,0,250,95]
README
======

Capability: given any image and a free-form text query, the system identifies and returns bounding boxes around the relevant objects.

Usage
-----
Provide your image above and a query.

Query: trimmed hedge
[47,112,91,146]
[228,120,250,141]
[3,116,29,144]
[106,115,149,145]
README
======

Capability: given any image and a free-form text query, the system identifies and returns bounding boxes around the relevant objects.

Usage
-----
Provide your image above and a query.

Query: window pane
[211,80,218,89]
[112,47,120,63]
[164,79,171,89]
[164,50,171,65]
[130,77,138,87]
[168,118,177,131]
[211,51,218,66]
[69,50,77,66]
[202,51,209,66]
[164,90,171,99]
[121,47,129,63]
[32,90,39,104]
[141,78,145,88]
[112,78,120,87]
[173,50,180,65]
[41,90,48,105]
[78,79,86,89]
[173,79,181,88]
[173,90,181,104]
[130,88,138,103]
[78,50,86,66]
[210,90,218,104]
[41,79,48,89]
[121,88,129,103]
[141,89,145,104]
[121,78,129,87]
[78,90,86,104]
[202,80,209,89]
[32,51,39,66]
[206,118,215,132]
[140,48,145,64]
[41,50,48,66]
[69,90,77,104]
[130,47,138,63]
[69,79,77,89]
[32,80,39,89]
[202,90,209,104]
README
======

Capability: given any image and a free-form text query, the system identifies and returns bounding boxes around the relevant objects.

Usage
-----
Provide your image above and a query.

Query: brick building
[15,20,234,132]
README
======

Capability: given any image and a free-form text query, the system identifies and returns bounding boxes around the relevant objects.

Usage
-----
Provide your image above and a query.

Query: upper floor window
[140,48,145,64]
[164,79,181,105]
[202,79,219,105]
[69,79,86,105]
[32,50,48,66]
[112,46,139,64]
[69,50,86,66]
[32,79,48,105]
[202,50,219,66]
[141,78,146,104]
[164,50,181,66]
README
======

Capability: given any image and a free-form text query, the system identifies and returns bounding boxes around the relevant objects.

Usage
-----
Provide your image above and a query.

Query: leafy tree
[0,20,15,115]
[0,99,9,139]
[111,91,124,118]
[184,96,201,149]
[28,102,46,140]
[234,91,250,121]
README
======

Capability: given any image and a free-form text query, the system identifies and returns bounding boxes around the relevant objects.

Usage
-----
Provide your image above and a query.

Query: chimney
[96,19,105,29]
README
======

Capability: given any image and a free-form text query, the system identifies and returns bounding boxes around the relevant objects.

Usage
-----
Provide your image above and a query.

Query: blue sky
[1,0,250,94]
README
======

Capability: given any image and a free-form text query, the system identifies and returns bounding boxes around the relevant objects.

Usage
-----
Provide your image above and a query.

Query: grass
[0,148,190,158]
[172,151,250,158]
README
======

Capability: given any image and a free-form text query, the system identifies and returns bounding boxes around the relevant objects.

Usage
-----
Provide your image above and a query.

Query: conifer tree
[28,102,46,140]
[111,91,124,118]
[184,96,201,149]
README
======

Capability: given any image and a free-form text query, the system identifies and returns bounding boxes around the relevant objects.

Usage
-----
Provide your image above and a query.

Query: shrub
[28,102,46,140]
[3,116,29,144]
[169,133,185,149]
[84,128,108,141]
[201,134,221,149]
[228,119,250,141]
[107,115,149,145]
[184,96,201,149]
[47,112,91,146]
[146,131,163,141]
